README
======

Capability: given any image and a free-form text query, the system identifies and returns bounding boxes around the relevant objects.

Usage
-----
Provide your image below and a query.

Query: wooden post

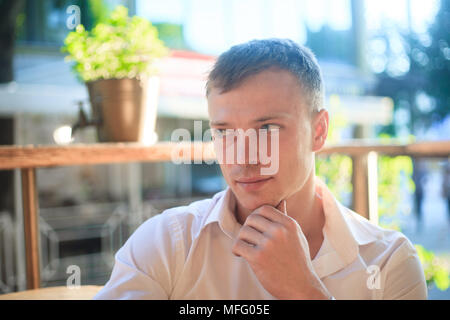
[21,168,40,289]
[367,151,379,225]
[352,154,369,220]
[351,152,379,224]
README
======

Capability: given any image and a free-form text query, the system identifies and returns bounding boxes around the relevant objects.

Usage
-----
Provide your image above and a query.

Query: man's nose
[235,132,260,165]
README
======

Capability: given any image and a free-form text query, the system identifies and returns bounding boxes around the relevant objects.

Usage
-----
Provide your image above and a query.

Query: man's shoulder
[136,189,227,238]
[341,205,416,255]
[159,189,226,221]
[120,189,227,261]
[340,208,427,299]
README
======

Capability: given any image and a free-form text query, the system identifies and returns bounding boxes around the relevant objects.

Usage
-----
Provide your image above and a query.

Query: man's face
[208,68,321,210]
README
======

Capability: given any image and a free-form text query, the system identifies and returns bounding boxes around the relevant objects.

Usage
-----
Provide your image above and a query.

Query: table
[0,285,103,300]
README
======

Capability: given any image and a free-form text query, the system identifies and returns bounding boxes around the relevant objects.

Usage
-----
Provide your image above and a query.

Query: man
[94,39,427,300]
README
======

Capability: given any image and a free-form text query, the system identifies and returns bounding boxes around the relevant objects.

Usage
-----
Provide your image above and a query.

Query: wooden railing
[0,140,449,290]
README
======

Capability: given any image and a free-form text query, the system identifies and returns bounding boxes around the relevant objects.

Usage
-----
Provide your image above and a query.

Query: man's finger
[245,213,275,233]
[252,205,289,225]
[238,225,266,246]
[232,238,256,258]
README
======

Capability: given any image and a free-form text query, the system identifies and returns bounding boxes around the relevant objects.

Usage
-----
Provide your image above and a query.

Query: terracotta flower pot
[85,77,159,143]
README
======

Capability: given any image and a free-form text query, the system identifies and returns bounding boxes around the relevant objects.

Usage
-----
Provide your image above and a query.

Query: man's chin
[232,189,277,211]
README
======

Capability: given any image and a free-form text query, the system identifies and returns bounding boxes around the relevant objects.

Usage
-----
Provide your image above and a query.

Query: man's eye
[261,124,280,131]
[212,128,230,137]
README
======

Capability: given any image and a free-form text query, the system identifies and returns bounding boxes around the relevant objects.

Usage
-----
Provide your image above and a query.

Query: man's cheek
[219,164,233,183]
[275,158,297,190]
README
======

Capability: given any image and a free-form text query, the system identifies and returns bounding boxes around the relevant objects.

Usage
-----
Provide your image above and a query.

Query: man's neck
[234,172,325,242]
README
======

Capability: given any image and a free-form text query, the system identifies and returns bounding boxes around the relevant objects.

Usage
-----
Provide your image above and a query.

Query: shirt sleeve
[380,236,428,300]
[93,211,185,300]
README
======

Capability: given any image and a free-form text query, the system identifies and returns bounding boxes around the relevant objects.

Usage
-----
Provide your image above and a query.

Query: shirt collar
[315,176,379,246]
[204,186,241,240]
[203,176,379,278]
[313,177,379,278]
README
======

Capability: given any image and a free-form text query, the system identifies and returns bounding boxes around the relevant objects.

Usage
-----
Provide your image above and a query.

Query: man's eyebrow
[252,113,290,123]
[209,113,289,126]
[209,120,229,126]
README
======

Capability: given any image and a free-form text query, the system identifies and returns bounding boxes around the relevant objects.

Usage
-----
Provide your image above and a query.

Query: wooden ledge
[0,140,448,170]
[0,285,103,300]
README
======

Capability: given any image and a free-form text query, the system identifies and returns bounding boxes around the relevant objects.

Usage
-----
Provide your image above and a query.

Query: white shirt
[94,176,428,300]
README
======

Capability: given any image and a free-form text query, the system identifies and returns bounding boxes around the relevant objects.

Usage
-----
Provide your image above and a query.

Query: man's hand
[231,200,332,300]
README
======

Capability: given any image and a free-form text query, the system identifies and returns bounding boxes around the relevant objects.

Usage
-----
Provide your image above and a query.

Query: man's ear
[312,109,329,152]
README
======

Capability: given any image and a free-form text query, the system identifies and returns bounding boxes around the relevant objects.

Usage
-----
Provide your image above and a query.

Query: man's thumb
[276,199,287,215]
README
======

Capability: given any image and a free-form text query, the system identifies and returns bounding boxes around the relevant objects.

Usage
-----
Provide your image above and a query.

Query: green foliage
[409,0,450,125]
[373,0,450,135]
[318,151,449,291]
[377,155,414,231]
[316,154,353,204]
[88,0,110,26]
[415,244,450,291]
[14,12,25,40]
[61,5,169,83]
[377,136,449,291]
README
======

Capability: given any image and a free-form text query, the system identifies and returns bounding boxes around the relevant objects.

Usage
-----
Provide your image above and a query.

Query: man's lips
[235,176,273,191]
[235,176,273,183]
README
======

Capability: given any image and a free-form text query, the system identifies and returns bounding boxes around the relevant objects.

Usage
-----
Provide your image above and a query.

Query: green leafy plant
[375,153,449,292]
[415,244,450,291]
[61,5,168,82]
[316,154,353,204]
[377,155,414,231]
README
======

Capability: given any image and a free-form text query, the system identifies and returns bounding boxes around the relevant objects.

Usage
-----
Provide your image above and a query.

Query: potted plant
[61,5,168,143]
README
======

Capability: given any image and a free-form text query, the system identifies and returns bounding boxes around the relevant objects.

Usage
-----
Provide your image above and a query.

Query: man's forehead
[207,73,307,125]
[209,111,291,126]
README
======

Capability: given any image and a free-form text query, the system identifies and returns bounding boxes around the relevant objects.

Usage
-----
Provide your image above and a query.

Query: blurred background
[0,0,448,298]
